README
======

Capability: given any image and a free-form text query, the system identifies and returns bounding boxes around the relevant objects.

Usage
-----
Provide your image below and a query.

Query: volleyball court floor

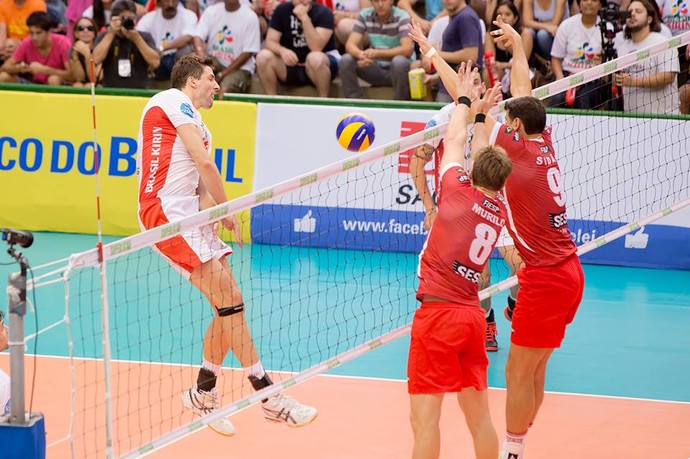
[0,232,689,458]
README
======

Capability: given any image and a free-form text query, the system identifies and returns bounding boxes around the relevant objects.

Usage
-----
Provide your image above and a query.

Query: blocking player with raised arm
[408,21,524,353]
[475,17,584,459]
[408,62,511,459]
[137,54,317,436]
[411,14,586,458]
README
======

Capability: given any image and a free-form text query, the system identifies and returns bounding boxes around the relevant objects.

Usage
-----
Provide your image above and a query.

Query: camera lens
[122,16,135,30]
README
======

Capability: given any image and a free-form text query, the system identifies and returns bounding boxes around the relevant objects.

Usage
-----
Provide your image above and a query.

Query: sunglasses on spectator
[77,25,95,31]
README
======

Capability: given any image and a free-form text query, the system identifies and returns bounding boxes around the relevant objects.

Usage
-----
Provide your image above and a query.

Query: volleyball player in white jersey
[137,55,317,436]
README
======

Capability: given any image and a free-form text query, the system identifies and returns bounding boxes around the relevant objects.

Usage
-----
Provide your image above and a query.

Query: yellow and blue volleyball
[336,113,376,152]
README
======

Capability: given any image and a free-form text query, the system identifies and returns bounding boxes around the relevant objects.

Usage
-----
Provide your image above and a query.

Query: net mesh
[45,32,690,458]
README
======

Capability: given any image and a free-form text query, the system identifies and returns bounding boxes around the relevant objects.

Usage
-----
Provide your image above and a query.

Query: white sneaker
[182,387,236,436]
[501,441,525,459]
[261,393,318,427]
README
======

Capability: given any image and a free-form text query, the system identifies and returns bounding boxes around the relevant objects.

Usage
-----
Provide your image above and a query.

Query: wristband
[456,96,471,108]
[424,47,437,59]
[474,113,486,123]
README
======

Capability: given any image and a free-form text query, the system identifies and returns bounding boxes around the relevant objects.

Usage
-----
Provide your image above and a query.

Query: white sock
[244,361,266,379]
[202,359,221,375]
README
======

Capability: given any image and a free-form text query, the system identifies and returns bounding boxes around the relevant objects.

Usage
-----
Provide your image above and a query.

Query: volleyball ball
[336,113,376,152]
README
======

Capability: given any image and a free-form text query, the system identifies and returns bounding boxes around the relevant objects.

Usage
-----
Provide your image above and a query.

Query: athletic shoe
[485,321,498,352]
[182,387,236,436]
[501,441,525,459]
[262,393,318,427]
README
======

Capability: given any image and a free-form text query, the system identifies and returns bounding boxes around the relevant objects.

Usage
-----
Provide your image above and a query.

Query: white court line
[12,353,690,406]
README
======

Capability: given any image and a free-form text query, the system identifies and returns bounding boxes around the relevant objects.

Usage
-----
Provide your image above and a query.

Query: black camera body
[598,2,631,25]
[121,16,135,30]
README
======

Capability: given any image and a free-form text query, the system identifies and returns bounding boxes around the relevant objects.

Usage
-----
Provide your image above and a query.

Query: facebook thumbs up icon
[294,210,316,233]
[624,226,649,249]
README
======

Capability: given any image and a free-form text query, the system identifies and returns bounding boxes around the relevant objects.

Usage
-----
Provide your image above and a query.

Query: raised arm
[491,16,531,97]
[409,144,437,229]
[442,63,479,170]
[470,82,502,157]
[408,21,462,100]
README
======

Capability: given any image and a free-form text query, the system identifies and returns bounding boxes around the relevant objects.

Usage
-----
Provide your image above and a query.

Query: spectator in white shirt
[137,0,198,80]
[613,0,679,113]
[193,0,261,95]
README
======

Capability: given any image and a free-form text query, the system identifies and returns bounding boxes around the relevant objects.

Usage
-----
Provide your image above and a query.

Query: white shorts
[138,195,232,279]
[495,226,515,248]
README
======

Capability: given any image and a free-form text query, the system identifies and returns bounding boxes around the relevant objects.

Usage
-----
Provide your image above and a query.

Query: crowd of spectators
[0,0,688,112]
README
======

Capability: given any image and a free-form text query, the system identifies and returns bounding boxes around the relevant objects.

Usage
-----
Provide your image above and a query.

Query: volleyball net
[20,31,690,458]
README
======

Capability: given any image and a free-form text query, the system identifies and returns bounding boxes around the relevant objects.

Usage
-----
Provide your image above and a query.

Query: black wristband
[456,96,472,108]
[474,113,486,124]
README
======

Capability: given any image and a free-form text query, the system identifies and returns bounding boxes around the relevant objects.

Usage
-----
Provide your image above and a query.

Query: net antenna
[88,56,115,459]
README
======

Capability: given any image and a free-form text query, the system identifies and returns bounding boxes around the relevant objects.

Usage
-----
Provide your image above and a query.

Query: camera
[598,2,631,25]
[121,16,135,30]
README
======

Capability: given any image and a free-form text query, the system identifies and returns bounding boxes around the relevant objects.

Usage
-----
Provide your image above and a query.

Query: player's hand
[407,21,432,56]
[472,82,502,114]
[280,48,299,67]
[455,61,480,101]
[611,72,631,87]
[221,215,243,248]
[424,208,437,231]
[491,15,522,50]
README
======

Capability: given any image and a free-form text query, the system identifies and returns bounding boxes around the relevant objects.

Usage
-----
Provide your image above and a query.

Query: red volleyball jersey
[489,123,577,267]
[417,163,508,306]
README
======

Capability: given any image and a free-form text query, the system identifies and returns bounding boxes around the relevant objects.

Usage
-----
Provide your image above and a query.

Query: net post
[0,248,47,459]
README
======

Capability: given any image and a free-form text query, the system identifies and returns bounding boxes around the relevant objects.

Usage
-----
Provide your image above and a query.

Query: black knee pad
[216,303,244,317]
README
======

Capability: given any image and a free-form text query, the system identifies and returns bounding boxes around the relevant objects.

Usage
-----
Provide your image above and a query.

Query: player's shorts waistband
[525,252,579,270]
[420,301,480,310]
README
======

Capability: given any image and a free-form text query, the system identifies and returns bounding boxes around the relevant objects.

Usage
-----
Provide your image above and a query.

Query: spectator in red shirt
[0,11,71,84]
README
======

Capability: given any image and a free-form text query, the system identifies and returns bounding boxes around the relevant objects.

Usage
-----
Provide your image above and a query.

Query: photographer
[92,0,160,88]
[613,0,679,113]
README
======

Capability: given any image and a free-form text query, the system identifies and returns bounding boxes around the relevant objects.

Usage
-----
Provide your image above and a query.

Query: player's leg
[479,264,498,352]
[410,393,444,459]
[255,49,288,95]
[181,256,245,436]
[531,348,554,424]
[502,344,553,459]
[497,241,523,321]
[213,257,319,427]
[457,388,499,459]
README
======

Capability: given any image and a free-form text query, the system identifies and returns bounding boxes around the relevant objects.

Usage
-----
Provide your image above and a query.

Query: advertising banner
[253,104,690,269]
[0,91,256,239]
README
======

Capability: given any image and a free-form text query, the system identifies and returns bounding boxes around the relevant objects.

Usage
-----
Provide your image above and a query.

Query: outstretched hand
[408,21,432,56]
[473,83,503,114]
[491,15,522,50]
[455,61,481,102]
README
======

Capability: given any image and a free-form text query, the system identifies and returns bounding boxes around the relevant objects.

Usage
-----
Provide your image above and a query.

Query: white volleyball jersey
[137,88,212,203]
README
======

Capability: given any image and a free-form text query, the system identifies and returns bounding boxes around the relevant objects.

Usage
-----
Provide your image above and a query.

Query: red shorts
[407,302,488,394]
[139,197,232,278]
[511,254,585,348]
